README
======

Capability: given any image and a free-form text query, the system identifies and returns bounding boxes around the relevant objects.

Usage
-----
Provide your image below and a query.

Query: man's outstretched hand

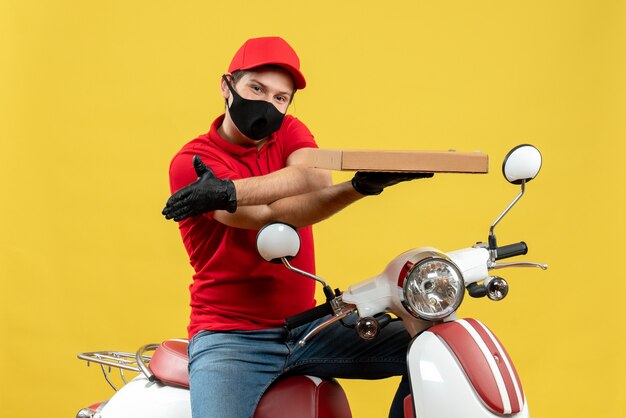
[351,171,434,196]
[162,155,237,222]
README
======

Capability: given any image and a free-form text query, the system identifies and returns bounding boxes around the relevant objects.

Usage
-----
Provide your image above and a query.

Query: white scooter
[77,144,546,418]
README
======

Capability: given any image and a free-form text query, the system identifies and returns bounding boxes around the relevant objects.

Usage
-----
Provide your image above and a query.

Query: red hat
[228,37,306,89]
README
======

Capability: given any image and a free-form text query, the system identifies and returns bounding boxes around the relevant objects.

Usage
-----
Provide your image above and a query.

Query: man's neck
[218,115,268,150]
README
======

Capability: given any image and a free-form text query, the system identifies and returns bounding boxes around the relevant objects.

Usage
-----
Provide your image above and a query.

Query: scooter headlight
[402,256,464,321]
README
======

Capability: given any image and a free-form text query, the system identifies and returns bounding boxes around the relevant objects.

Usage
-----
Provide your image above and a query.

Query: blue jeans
[188,316,411,418]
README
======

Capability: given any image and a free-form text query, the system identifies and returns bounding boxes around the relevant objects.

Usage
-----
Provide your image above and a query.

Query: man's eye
[276,96,286,103]
[251,86,262,93]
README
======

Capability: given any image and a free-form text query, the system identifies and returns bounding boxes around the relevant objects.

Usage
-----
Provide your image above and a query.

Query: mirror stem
[282,258,336,301]
[281,258,329,287]
[489,180,526,248]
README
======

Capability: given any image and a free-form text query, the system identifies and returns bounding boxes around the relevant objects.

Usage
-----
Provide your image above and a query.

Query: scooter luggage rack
[77,350,153,391]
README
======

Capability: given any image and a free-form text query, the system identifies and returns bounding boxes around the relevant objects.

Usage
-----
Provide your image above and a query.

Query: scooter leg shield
[406,319,529,418]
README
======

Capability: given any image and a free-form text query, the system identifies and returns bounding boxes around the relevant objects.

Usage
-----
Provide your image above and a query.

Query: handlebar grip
[284,302,333,330]
[495,242,528,260]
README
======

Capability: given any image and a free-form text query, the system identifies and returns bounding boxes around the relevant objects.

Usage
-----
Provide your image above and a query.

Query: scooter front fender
[406,318,528,418]
[99,375,191,418]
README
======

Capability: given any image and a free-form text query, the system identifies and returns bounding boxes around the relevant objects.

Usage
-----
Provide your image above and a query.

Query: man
[162,36,433,418]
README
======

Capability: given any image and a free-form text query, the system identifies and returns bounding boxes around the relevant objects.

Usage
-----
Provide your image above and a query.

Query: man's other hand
[162,155,237,222]
[351,171,434,196]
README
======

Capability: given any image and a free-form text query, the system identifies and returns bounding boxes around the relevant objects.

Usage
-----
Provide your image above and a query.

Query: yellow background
[1,1,625,417]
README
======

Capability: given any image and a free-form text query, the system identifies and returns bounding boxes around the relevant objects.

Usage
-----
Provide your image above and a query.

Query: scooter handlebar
[284,302,334,330]
[495,242,528,260]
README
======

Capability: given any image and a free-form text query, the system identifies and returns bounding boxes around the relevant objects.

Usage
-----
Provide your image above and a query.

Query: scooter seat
[254,375,351,418]
[149,339,190,388]
[149,340,352,418]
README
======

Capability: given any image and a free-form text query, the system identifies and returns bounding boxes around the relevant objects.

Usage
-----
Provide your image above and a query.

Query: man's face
[222,66,295,114]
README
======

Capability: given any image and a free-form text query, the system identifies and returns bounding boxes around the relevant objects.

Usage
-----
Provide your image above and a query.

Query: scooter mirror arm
[282,258,336,301]
[282,258,328,287]
[489,180,526,250]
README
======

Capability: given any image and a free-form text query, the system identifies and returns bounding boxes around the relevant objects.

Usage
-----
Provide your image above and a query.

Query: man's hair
[230,70,249,85]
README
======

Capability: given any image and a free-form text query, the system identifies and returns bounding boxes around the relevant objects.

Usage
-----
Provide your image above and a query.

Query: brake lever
[298,308,355,347]
[489,261,548,270]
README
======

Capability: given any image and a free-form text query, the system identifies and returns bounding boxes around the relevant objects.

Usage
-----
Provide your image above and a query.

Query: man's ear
[220,73,232,100]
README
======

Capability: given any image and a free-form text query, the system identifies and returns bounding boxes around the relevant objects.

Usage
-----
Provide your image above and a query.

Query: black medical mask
[222,75,286,141]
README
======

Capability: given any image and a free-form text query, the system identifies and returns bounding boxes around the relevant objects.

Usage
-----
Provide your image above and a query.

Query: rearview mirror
[489,144,543,249]
[502,144,542,184]
[256,223,300,263]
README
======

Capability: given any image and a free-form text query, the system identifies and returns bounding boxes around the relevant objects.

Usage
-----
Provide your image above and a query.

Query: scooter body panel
[406,319,529,418]
[99,375,191,418]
